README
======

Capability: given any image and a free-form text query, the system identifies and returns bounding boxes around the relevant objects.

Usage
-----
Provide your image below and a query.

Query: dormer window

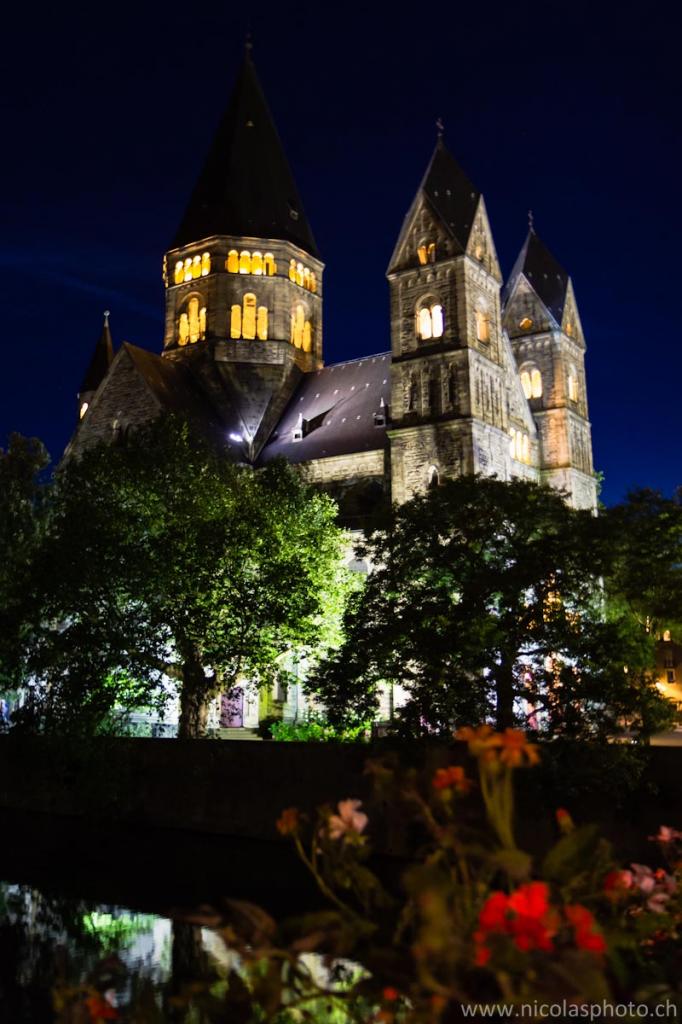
[417,301,444,340]
[417,241,436,266]
[519,316,534,330]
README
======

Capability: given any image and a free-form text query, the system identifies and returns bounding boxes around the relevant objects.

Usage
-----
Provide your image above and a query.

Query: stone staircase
[216,727,262,741]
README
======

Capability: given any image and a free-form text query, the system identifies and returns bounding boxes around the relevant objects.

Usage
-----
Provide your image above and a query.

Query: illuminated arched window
[418,307,432,340]
[295,262,304,287]
[417,244,428,265]
[227,250,239,274]
[310,272,317,293]
[522,434,530,463]
[431,304,444,338]
[192,255,202,279]
[201,252,211,276]
[417,241,436,266]
[199,305,206,338]
[417,301,444,341]
[79,401,89,419]
[257,305,268,341]
[264,253,276,276]
[521,371,532,400]
[239,251,251,274]
[186,297,205,343]
[521,367,542,400]
[292,304,305,348]
[289,259,297,282]
[174,260,184,285]
[565,320,573,337]
[183,257,193,282]
[230,304,241,339]
[302,320,312,353]
[251,251,263,276]
[303,268,311,290]
[178,313,189,345]
[568,366,579,402]
[475,309,490,343]
[428,465,440,489]
[428,242,436,263]
[664,630,672,642]
[242,293,256,339]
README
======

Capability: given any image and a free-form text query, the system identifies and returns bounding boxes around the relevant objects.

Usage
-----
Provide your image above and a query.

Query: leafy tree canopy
[9,417,351,737]
[310,477,677,741]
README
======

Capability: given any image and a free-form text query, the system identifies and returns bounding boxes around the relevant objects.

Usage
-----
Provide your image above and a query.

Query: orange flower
[498,729,540,767]
[382,986,400,1002]
[431,765,471,793]
[276,807,300,836]
[85,994,118,1021]
[456,725,503,760]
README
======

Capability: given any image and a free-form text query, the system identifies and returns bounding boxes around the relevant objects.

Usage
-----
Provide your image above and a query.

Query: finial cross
[436,117,445,139]
[528,209,535,231]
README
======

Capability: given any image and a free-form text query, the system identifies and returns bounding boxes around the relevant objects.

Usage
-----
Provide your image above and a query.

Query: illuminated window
[417,242,436,265]
[475,309,490,343]
[257,305,268,341]
[303,320,312,352]
[183,257,193,282]
[227,250,239,274]
[186,297,205,343]
[79,401,89,419]
[417,302,444,340]
[230,303,241,339]
[428,242,436,263]
[428,465,439,489]
[565,320,573,337]
[242,293,256,339]
[310,272,317,293]
[295,262,304,287]
[178,313,189,345]
[239,251,251,274]
[519,316,533,330]
[568,366,579,402]
[201,252,211,276]
[289,259,297,282]
[292,304,306,348]
[251,251,263,275]
[289,258,316,290]
[264,253,276,276]
[174,260,184,285]
[192,255,202,279]
[509,428,531,465]
[417,245,428,265]
[664,630,672,642]
[521,367,542,400]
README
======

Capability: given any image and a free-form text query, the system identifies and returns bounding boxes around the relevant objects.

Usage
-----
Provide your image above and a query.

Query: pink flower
[650,825,682,844]
[630,863,656,895]
[327,799,368,840]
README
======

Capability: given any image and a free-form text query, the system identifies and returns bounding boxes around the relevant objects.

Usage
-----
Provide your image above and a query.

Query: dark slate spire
[79,311,114,395]
[420,138,481,251]
[505,228,570,323]
[172,52,319,257]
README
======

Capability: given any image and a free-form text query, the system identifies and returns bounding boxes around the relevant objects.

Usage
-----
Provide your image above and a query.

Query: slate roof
[421,139,481,251]
[172,53,318,257]
[123,345,221,425]
[504,229,570,323]
[79,313,113,394]
[259,353,391,465]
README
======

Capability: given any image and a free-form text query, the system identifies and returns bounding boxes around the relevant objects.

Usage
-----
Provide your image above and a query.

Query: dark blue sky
[1,1,678,505]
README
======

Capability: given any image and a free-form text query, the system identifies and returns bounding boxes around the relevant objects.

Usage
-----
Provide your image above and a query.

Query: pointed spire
[505,227,569,323]
[418,140,481,252]
[172,55,318,257]
[79,310,114,395]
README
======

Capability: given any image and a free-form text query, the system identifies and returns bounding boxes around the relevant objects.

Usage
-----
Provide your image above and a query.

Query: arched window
[521,367,542,400]
[302,320,312,353]
[310,272,317,293]
[417,241,436,265]
[192,255,202,279]
[177,296,206,346]
[289,259,297,282]
[174,260,184,285]
[183,257,193,282]
[568,366,579,402]
[79,401,89,419]
[178,312,189,345]
[230,303,241,339]
[257,305,268,341]
[227,250,239,274]
[239,251,251,274]
[242,293,256,339]
[292,304,306,348]
[251,251,263,276]
[264,253,276,276]
[428,465,440,489]
[417,301,444,341]
[303,268,311,290]
[475,309,490,343]
[201,252,211,276]
[295,262,304,287]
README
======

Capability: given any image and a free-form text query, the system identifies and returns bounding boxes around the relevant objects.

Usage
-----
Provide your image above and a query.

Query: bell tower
[161,48,324,460]
[386,136,523,503]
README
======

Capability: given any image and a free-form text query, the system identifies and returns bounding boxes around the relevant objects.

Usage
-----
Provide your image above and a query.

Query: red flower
[565,904,606,955]
[382,987,400,1002]
[85,994,118,1021]
[476,883,556,960]
[604,869,633,897]
[474,943,492,966]
[478,891,509,931]
[508,881,550,920]
[431,765,471,793]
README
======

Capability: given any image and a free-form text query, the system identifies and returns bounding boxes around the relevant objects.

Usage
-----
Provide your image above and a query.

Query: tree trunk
[495,654,516,731]
[178,649,210,738]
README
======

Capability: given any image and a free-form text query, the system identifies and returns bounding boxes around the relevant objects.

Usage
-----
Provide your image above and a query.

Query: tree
[0,433,49,696]
[15,416,350,737]
[311,476,674,740]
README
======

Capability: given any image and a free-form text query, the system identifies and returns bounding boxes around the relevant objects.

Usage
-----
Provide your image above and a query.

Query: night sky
[1,1,679,505]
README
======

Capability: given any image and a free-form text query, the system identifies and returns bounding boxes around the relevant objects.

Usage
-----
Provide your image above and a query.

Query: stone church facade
[71,50,597,520]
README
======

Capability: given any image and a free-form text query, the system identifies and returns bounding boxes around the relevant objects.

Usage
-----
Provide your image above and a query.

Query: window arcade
[521,366,543,400]
[174,252,211,284]
[178,296,207,346]
[226,250,277,277]
[230,293,268,341]
[417,300,444,341]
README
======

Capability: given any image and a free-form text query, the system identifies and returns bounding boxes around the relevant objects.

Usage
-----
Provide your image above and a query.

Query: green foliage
[269,713,369,743]
[7,416,351,737]
[311,476,676,741]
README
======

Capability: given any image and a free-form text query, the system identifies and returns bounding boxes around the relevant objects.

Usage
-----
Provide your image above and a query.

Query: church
[70,49,597,523]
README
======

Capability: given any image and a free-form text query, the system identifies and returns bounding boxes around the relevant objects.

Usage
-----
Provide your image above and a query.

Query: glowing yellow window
[522,434,530,463]
[521,371,532,400]
[432,305,444,338]
[475,310,490,343]
[79,401,89,419]
[264,253,276,276]
[302,320,312,353]
[428,242,436,263]
[418,307,432,340]
[310,272,317,293]
[565,321,573,336]
[519,316,533,330]
[230,304,241,339]
[417,245,428,265]
[531,369,542,398]
[201,252,211,277]
[303,268,311,290]
[227,250,239,274]
[295,262,304,287]
[191,255,202,279]
[568,368,579,402]
[251,252,263,275]
[183,258,193,282]
[239,251,251,274]
[188,298,201,343]
[174,260,184,285]
[242,293,256,339]
[199,306,207,339]
[289,259,297,282]
[178,312,189,345]
[292,305,305,348]
[256,305,268,341]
